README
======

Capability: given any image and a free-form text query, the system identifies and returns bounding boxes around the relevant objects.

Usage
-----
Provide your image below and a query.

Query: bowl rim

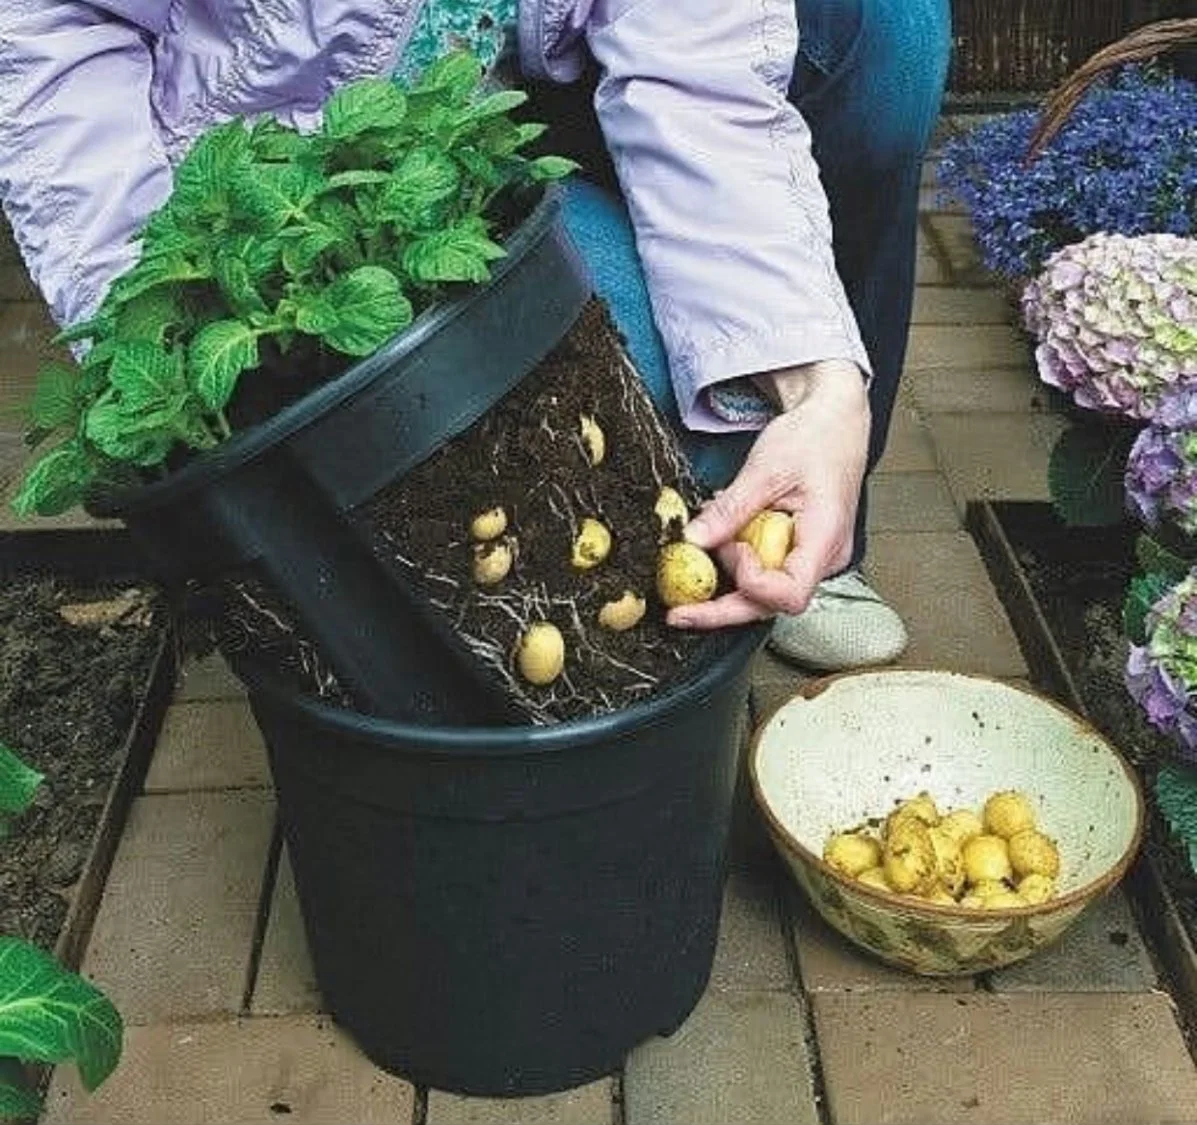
[747,667,1147,922]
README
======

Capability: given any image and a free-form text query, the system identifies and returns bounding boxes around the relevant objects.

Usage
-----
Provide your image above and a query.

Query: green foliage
[1156,763,1197,874]
[0,746,123,1120]
[15,51,577,518]
[1047,422,1138,527]
[1123,572,1174,645]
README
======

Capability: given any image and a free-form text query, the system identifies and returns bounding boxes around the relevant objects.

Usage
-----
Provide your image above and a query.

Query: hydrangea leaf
[1157,764,1197,874]
[1048,422,1136,527]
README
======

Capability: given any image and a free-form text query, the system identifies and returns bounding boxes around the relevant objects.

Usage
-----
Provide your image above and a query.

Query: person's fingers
[666,589,773,630]
[683,459,776,550]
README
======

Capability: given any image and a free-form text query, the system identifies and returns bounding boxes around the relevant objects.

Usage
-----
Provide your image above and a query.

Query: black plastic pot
[92,188,590,725]
[239,621,767,1096]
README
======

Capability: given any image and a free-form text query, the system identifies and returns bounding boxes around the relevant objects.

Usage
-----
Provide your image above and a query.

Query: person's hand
[668,360,870,629]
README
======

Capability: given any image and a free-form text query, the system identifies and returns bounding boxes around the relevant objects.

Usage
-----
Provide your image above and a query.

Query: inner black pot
[238,621,767,1097]
[91,188,590,726]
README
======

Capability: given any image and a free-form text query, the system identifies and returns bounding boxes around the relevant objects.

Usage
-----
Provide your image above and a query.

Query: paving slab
[175,651,248,701]
[623,990,819,1125]
[0,299,65,394]
[988,888,1157,993]
[82,790,275,1024]
[0,262,36,301]
[813,991,1197,1125]
[749,647,808,726]
[906,324,1029,375]
[426,1080,615,1124]
[43,1015,415,1124]
[927,411,1069,510]
[788,890,974,994]
[865,531,1028,678]
[875,398,939,474]
[252,848,323,1015]
[144,700,271,792]
[905,364,1052,416]
[922,213,991,284]
[866,471,960,533]
[708,862,793,992]
[911,285,1012,326]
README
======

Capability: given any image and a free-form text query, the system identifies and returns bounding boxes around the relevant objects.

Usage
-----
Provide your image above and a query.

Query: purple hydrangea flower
[1126,391,1197,534]
[1126,571,1197,761]
[937,66,1197,283]
[1021,232,1197,420]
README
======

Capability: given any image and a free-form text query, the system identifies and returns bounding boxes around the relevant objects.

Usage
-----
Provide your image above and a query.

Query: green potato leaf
[0,743,42,816]
[0,937,123,1092]
[323,79,408,139]
[403,219,506,285]
[0,1057,43,1121]
[29,364,80,430]
[316,266,412,356]
[11,440,96,517]
[106,342,184,409]
[188,320,260,412]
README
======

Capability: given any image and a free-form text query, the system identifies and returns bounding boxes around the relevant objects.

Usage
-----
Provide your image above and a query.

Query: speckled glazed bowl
[750,670,1145,976]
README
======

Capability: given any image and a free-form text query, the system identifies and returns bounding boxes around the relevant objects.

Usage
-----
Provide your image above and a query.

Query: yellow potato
[983,790,1036,839]
[736,510,793,570]
[981,890,1027,910]
[824,832,883,878]
[472,538,514,586]
[657,542,718,608]
[856,866,892,893]
[885,792,940,835]
[971,879,1012,900]
[922,887,959,906]
[939,808,985,846]
[962,834,1013,885]
[927,826,966,897]
[516,622,565,686]
[1008,830,1060,880]
[1018,874,1056,905]
[571,518,612,570]
[470,507,508,542]
[597,591,646,632]
[654,487,689,538]
[883,819,937,894]
[959,894,986,910]
[579,414,605,466]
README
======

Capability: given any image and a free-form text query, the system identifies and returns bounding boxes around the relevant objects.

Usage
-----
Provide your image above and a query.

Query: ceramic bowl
[749,670,1145,976]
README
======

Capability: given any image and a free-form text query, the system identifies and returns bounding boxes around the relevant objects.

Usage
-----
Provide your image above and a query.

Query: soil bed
[975,501,1197,944]
[0,577,164,950]
[210,300,715,724]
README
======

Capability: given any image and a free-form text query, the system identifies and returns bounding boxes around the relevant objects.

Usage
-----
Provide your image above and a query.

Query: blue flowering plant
[937,65,1197,285]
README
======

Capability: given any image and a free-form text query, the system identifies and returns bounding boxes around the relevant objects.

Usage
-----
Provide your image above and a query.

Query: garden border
[0,528,177,973]
[968,499,1197,1024]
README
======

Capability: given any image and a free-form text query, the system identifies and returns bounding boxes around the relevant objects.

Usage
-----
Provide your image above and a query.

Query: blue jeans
[560,0,951,568]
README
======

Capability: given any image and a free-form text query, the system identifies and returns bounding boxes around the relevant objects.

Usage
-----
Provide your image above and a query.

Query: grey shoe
[768,570,908,672]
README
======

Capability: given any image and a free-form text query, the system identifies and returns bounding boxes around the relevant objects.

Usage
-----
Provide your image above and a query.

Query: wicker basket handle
[1026,17,1197,161]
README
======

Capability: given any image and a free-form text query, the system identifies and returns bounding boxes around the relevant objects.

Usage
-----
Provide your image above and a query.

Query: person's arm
[0,0,173,327]
[578,0,872,432]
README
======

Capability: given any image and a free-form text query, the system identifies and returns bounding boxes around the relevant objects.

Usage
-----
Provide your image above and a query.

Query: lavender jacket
[0,0,868,432]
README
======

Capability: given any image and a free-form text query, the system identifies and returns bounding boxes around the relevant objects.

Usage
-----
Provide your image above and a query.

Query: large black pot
[92,189,590,725]
[239,621,767,1096]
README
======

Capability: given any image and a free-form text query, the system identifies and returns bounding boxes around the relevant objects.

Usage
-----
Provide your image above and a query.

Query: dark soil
[988,501,1197,941]
[204,300,716,724]
[0,579,163,950]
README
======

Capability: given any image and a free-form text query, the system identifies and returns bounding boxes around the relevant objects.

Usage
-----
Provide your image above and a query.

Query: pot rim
[240,621,769,756]
[93,186,561,518]
[747,667,1147,923]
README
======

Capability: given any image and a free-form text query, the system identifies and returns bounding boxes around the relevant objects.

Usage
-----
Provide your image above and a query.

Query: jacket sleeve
[0,0,173,327]
[525,0,872,432]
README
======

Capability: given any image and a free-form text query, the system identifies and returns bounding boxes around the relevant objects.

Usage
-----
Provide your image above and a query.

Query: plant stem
[214,411,233,440]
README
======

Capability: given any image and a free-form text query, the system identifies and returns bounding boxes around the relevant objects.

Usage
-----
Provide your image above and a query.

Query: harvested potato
[971,879,1011,900]
[928,826,965,897]
[824,832,883,878]
[657,542,718,608]
[470,507,508,542]
[981,889,1027,910]
[983,790,1036,839]
[654,487,689,538]
[579,414,606,466]
[962,834,1013,884]
[1018,874,1056,905]
[857,867,892,893]
[572,518,612,570]
[959,893,986,910]
[922,887,959,906]
[883,819,937,894]
[1008,830,1060,879]
[939,808,985,846]
[737,510,793,570]
[472,538,514,585]
[516,622,565,686]
[885,792,939,836]
[597,591,646,632]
